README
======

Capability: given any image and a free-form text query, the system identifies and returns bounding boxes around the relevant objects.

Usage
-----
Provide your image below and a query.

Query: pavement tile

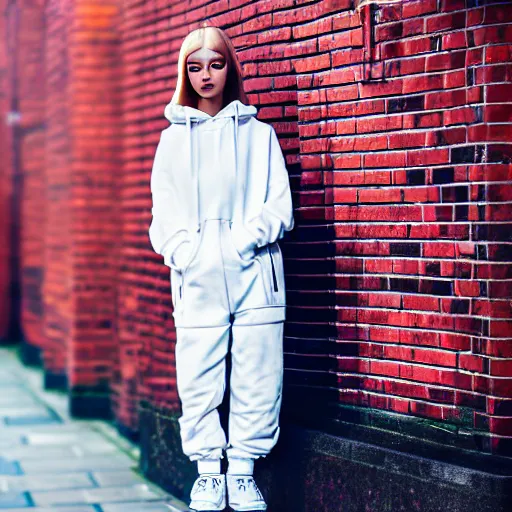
[0,491,31,508]
[102,503,176,511]
[0,408,52,419]
[31,483,164,506]
[0,396,38,408]
[23,432,108,446]
[90,469,149,487]
[0,458,22,476]
[3,416,60,427]
[0,371,20,383]
[0,443,118,461]
[0,436,25,449]
[2,423,90,434]
[0,473,95,492]
[20,454,136,474]
[0,508,96,512]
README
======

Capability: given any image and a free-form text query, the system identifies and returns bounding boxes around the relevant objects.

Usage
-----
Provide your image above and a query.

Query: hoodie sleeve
[230,125,295,259]
[148,129,193,271]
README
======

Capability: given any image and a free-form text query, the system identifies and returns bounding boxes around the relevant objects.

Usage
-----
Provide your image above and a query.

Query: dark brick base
[115,419,140,444]
[138,401,512,512]
[19,341,42,367]
[69,389,112,419]
[43,370,67,390]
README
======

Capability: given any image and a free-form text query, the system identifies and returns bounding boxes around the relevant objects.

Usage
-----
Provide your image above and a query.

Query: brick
[407,148,450,166]
[364,152,407,168]
[390,55,427,77]
[359,79,403,99]
[353,135,388,151]
[358,188,402,203]
[426,51,466,72]
[487,83,512,103]
[454,280,481,297]
[402,0,437,18]
[424,242,456,258]
[486,44,512,65]
[327,84,359,102]
[442,31,467,50]
[356,115,403,134]
[403,112,443,129]
[427,12,466,33]
[333,188,357,203]
[389,132,427,149]
[403,295,440,312]
[425,89,466,109]
[403,74,444,94]
[443,106,478,125]
[484,104,512,123]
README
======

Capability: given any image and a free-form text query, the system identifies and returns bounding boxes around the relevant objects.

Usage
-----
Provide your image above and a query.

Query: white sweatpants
[171,219,287,463]
[175,321,284,461]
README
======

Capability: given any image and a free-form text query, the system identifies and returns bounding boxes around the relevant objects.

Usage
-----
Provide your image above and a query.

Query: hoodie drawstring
[233,102,243,221]
[185,111,201,234]
[183,100,247,232]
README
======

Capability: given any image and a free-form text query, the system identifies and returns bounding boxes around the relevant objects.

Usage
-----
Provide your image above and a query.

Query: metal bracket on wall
[356,0,403,82]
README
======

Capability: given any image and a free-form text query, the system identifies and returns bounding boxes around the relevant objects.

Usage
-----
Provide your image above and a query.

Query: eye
[188,65,201,72]
[212,62,225,69]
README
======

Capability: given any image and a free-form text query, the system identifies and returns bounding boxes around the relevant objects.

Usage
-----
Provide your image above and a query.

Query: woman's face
[186,47,228,100]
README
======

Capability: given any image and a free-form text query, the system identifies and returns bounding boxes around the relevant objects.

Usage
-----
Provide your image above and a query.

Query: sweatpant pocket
[256,242,286,306]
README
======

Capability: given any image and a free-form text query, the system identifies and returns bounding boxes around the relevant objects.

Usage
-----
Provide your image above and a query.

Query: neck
[197,95,224,117]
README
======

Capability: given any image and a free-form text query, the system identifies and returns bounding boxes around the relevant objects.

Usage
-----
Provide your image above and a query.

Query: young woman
[149,25,294,512]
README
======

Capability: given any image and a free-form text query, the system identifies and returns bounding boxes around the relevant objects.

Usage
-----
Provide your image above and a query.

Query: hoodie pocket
[181,224,206,274]
[227,223,255,265]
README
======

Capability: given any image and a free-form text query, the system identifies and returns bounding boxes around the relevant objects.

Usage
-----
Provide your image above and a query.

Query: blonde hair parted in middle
[170,24,249,108]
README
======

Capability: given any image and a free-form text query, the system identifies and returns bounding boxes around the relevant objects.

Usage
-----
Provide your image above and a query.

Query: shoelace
[194,475,223,494]
[234,477,264,501]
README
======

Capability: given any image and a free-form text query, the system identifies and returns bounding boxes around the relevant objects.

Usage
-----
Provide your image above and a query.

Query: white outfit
[148,99,294,464]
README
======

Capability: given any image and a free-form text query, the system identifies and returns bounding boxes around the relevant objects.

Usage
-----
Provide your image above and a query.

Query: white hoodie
[148,99,294,272]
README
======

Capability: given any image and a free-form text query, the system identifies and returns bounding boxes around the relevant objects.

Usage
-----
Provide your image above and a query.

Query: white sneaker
[226,474,267,511]
[189,473,226,511]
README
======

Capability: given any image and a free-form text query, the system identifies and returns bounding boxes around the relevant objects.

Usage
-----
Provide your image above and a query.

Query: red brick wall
[41,0,121,402]
[42,0,73,381]
[0,0,46,349]
[65,0,121,408]
[18,1,46,352]
[290,0,512,455]
[0,0,13,341]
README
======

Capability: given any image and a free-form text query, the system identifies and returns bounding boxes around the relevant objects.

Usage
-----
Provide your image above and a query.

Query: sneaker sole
[190,509,227,512]
[189,500,227,512]
[228,506,267,512]
[228,508,266,512]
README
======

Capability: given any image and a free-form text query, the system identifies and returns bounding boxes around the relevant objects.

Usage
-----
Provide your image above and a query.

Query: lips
[201,84,214,90]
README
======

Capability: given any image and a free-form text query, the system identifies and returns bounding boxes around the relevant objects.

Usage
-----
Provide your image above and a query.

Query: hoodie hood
[164,99,257,124]
[163,99,258,232]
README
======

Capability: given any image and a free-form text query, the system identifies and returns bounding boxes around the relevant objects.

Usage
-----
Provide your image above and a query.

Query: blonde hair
[170,24,248,108]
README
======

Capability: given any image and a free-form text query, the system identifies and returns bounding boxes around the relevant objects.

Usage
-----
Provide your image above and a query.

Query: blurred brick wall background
[1,0,511,467]
[0,0,13,340]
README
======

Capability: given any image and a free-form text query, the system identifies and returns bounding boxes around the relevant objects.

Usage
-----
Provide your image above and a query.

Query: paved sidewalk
[0,347,188,511]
